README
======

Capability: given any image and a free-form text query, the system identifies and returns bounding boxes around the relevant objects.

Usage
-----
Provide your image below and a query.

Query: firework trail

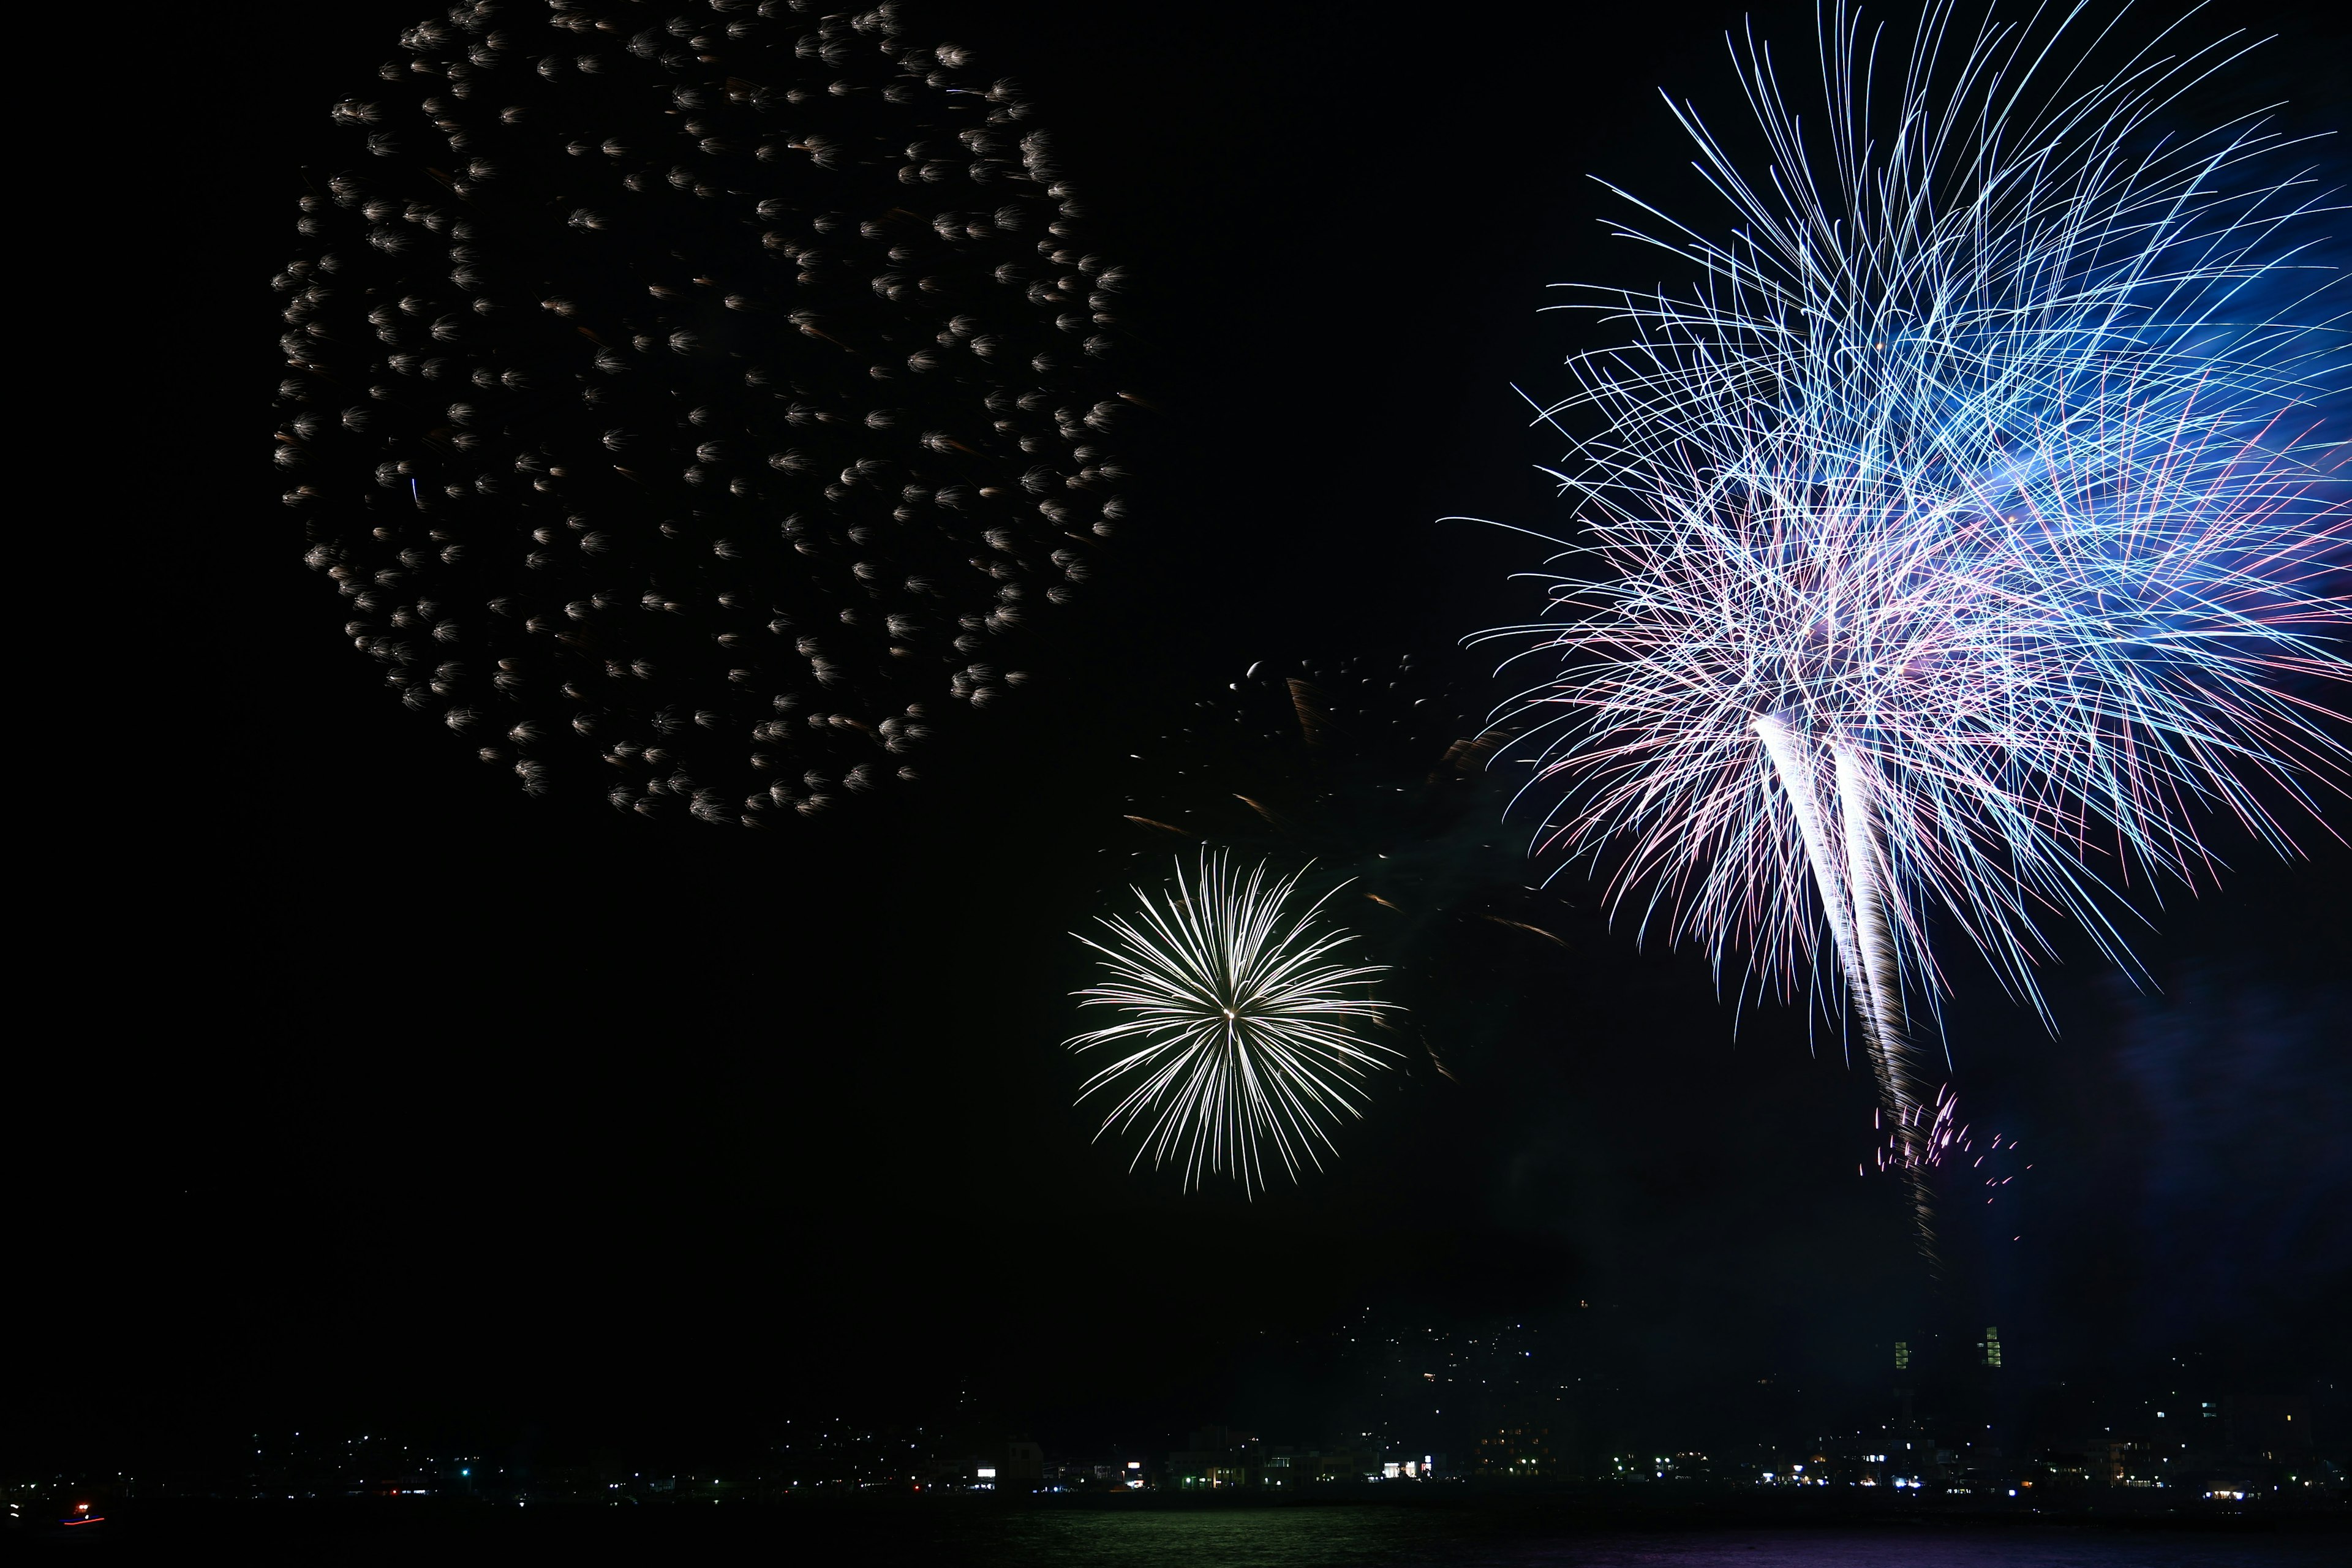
[1476,1,2350,1254]
[277,1,1134,823]
[1068,851,1402,1195]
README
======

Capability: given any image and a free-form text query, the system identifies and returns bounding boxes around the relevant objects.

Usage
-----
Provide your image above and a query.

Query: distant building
[1476,1425,1554,1479]
[965,1440,1044,1490]
[1040,1457,1142,1491]
[1977,1328,2003,1369]
[1166,1427,1256,1490]
[1300,1449,1381,1483]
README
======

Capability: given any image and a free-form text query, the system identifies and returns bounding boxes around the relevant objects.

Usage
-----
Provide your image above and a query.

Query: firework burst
[1068,852,1402,1194]
[1477,1,2350,1251]
[278,1,1133,823]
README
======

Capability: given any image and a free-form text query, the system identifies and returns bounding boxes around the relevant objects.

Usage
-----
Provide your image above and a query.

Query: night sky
[32,0,2348,1475]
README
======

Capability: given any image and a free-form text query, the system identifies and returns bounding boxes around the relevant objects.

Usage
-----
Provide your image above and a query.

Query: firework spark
[1476,1,2350,1251]
[1068,852,1401,1194]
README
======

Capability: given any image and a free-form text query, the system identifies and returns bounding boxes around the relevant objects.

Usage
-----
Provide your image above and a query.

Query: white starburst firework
[1068,853,1403,1194]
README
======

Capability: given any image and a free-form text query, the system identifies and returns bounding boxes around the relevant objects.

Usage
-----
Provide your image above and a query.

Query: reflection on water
[945,1509,2344,1568]
[994,1507,1451,1567]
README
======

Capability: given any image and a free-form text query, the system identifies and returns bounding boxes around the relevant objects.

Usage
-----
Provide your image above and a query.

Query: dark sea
[86,1501,2351,1566]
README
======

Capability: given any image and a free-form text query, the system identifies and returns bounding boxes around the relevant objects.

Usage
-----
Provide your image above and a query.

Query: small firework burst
[1068,851,1401,1194]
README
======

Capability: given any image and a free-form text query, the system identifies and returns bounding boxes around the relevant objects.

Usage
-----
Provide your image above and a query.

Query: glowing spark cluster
[1068,853,1401,1194]
[1870,1091,2031,1233]
[1479,1,2349,1239]
[1877,1084,1963,1174]
[278,1,1130,823]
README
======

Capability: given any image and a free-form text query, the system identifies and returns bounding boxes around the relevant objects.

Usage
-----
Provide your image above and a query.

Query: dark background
[27,0,2348,1473]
